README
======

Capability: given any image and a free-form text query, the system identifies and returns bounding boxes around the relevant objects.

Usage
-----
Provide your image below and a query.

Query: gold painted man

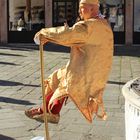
[25,0,113,123]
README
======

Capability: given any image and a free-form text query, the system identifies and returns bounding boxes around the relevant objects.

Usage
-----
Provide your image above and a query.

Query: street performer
[25,0,114,124]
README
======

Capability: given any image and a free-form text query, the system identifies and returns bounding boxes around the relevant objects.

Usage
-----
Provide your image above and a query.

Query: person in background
[17,15,26,31]
[109,7,117,30]
[25,0,114,124]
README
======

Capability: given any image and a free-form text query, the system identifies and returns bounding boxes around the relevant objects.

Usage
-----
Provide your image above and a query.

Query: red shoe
[25,107,60,124]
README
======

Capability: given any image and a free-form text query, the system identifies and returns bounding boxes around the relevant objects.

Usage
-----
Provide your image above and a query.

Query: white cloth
[34,36,40,45]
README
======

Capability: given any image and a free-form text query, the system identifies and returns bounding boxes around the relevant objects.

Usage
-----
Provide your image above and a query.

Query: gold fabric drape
[35,18,114,123]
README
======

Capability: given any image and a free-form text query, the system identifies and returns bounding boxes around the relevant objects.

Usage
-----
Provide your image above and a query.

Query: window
[134,0,140,32]
[100,0,124,32]
[53,0,78,27]
[9,0,45,31]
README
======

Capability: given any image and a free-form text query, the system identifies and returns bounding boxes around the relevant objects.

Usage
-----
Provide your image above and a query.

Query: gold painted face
[79,4,93,20]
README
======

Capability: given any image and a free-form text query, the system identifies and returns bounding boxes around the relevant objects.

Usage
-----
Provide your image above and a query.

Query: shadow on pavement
[0,44,36,52]
[1,44,140,56]
[108,80,126,85]
[0,80,40,87]
[0,134,15,140]
[0,62,19,66]
[44,42,70,53]
[0,97,35,105]
[0,42,70,53]
[0,52,26,57]
[114,46,140,57]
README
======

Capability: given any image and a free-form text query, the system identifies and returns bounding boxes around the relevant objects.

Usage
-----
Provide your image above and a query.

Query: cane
[39,43,50,140]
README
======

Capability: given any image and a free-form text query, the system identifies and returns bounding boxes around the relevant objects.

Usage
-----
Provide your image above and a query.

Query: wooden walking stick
[39,43,50,140]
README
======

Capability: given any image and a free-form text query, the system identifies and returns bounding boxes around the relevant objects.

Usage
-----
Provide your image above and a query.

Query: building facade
[0,0,140,45]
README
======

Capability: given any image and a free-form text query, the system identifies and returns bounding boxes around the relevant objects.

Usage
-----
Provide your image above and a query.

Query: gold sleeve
[34,21,88,47]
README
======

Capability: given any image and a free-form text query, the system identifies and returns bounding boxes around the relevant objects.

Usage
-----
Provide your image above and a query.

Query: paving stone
[111,137,125,140]
[0,45,140,139]
[0,127,32,138]
[52,131,83,140]
[90,125,125,137]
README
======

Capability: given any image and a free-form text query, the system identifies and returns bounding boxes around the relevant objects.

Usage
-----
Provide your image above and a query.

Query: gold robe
[34,18,114,123]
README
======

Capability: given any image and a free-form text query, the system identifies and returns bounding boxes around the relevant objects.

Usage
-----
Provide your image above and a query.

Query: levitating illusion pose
[25,0,113,124]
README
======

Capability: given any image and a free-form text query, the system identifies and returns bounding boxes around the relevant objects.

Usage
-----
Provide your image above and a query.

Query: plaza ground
[0,44,140,140]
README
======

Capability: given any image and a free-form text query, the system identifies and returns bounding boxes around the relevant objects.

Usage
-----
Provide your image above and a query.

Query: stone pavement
[0,45,140,140]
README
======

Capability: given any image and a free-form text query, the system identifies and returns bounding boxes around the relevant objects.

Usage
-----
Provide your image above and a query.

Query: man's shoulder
[87,18,107,24]
[87,18,111,29]
[74,20,85,25]
[74,18,103,25]
[73,18,110,30]
[73,20,88,29]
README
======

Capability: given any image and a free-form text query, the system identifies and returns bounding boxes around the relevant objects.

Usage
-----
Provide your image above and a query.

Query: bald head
[80,0,99,5]
[79,3,99,20]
